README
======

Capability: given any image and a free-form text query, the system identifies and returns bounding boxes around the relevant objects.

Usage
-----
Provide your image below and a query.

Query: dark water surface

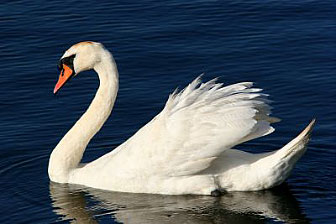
[0,0,335,223]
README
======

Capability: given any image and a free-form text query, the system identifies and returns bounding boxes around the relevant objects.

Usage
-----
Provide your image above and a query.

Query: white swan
[49,41,315,195]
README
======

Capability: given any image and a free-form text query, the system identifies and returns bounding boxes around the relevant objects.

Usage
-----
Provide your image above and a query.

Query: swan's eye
[58,54,76,72]
[63,54,76,65]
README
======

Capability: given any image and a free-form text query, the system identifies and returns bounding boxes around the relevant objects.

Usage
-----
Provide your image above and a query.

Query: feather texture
[51,43,313,195]
[108,77,277,177]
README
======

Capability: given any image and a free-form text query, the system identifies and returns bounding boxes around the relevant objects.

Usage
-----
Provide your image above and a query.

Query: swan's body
[49,42,315,195]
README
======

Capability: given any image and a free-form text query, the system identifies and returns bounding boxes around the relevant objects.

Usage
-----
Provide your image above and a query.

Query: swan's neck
[48,50,119,183]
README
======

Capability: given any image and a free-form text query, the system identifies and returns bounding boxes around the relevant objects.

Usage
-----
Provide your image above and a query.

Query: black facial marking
[57,60,63,71]
[58,54,76,72]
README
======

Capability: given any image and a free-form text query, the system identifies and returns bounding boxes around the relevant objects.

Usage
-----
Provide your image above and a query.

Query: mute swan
[49,41,315,195]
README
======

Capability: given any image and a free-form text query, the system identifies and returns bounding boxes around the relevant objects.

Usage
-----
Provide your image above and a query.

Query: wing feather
[109,77,278,177]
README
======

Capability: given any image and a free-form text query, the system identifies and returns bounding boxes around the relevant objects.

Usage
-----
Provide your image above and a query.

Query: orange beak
[54,64,74,94]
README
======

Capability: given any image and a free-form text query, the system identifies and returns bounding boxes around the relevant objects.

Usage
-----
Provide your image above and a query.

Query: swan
[49,41,315,195]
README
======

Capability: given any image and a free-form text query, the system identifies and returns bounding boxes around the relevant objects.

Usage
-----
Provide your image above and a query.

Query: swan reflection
[50,183,310,224]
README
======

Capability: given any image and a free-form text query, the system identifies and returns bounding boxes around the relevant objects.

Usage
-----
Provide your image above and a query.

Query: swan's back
[53,42,313,195]
[85,77,276,176]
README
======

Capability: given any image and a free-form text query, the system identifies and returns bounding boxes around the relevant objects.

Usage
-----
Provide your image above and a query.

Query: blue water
[0,0,335,223]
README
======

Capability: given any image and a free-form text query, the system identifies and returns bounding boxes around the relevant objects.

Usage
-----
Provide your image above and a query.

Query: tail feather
[254,119,316,189]
[276,119,316,160]
[215,119,316,191]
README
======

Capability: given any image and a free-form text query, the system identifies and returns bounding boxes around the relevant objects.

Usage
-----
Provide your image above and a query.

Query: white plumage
[49,42,315,195]
[117,78,274,177]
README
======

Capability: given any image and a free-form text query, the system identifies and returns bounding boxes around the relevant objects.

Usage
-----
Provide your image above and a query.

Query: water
[0,0,335,223]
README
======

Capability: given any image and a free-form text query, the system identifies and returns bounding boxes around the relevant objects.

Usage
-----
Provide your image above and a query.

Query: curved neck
[48,50,119,183]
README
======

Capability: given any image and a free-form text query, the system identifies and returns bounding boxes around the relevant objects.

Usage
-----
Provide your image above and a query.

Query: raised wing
[103,77,278,177]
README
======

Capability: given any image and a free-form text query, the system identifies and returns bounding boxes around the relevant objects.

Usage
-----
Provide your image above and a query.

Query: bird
[49,41,315,196]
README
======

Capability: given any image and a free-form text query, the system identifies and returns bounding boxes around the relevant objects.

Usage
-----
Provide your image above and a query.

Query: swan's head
[54,41,105,94]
